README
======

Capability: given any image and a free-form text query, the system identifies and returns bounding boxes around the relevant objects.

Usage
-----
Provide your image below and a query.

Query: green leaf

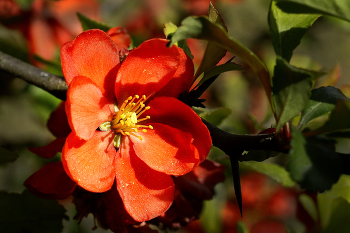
[200,184,225,233]
[299,194,318,221]
[164,21,178,38]
[195,62,243,89]
[0,147,18,166]
[318,194,350,233]
[196,107,232,126]
[312,100,350,134]
[275,0,350,23]
[288,128,342,192]
[194,3,228,80]
[236,220,250,233]
[298,86,350,130]
[269,1,320,62]
[164,22,193,59]
[168,16,272,105]
[0,190,67,233]
[272,57,313,130]
[77,13,111,32]
[324,175,350,204]
[317,176,350,231]
[242,161,296,187]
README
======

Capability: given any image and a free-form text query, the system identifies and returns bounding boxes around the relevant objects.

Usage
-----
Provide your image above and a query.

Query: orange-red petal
[115,137,175,222]
[131,123,199,176]
[61,29,120,104]
[66,76,113,141]
[47,101,71,138]
[154,45,194,98]
[24,162,76,200]
[107,27,131,50]
[62,131,116,193]
[28,137,66,159]
[146,97,211,163]
[115,39,191,105]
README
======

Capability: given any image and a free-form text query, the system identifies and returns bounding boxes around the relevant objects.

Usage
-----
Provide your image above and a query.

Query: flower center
[110,93,154,141]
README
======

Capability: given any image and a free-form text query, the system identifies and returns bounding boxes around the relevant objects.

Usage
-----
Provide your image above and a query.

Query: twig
[201,119,288,156]
[0,51,67,100]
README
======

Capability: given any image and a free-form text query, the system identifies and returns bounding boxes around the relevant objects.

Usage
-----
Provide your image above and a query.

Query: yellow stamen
[110,93,154,145]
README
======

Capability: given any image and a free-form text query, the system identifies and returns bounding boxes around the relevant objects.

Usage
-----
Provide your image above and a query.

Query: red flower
[61,29,211,222]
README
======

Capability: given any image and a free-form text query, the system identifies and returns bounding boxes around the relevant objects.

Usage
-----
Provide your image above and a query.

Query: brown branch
[0,51,67,100]
[202,119,289,157]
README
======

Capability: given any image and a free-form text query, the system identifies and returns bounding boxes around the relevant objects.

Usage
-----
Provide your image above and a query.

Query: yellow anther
[111,94,154,143]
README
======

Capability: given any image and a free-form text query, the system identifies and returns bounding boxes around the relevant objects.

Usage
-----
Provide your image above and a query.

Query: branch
[202,119,289,156]
[0,51,67,100]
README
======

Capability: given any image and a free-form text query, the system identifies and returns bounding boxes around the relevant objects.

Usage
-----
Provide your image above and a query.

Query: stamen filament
[111,93,154,143]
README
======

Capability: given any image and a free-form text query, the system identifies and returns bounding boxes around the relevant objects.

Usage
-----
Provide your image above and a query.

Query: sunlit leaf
[298,86,350,130]
[194,3,228,80]
[288,128,342,192]
[312,100,350,134]
[318,194,350,233]
[269,1,319,62]
[242,161,296,187]
[0,147,18,166]
[168,16,271,105]
[164,22,193,59]
[164,22,178,38]
[275,0,350,23]
[325,175,350,204]
[195,62,242,89]
[299,194,318,221]
[77,13,111,32]
[272,57,313,130]
[0,190,67,233]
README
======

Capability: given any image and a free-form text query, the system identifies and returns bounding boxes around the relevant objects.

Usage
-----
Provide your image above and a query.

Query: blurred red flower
[0,0,99,63]
[60,29,211,222]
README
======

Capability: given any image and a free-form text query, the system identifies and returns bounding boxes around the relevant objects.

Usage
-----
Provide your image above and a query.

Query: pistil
[110,93,154,141]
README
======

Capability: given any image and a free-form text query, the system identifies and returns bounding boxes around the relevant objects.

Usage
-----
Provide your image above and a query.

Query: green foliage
[196,107,232,126]
[0,190,67,233]
[298,86,350,130]
[168,15,272,104]
[77,13,111,32]
[299,194,318,221]
[288,128,342,191]
[236,220,250,233]
[195,62,243,89]
[312,100,350,134]
[272,57,313,131]
[164,22,193,59]
[0,147,18,166]
[194,3,228,80]
[269,1,320,62]
[200,185,226,233]
[275,0,350,22]
[318,182,350,233]
[242,161,296,187]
